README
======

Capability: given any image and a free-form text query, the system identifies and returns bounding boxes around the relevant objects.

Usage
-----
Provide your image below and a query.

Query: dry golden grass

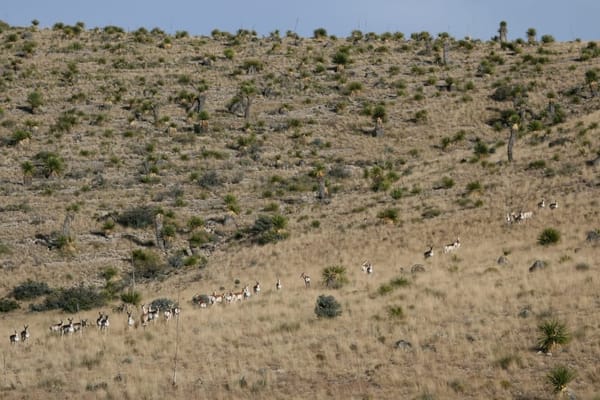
[0,24,599,399]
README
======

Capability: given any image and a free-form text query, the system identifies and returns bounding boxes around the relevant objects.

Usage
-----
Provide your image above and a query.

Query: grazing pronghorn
[99,314,110,331]
[276,278,282,290]
[49,320,63,333]
[61,318,75,336]
[443,237,460,253]
[424,246,434,259]
[127,311,135,328]
[549,200,558,210]
[9,330,19,344]
[300,272,311,288]
[20,325,30,342]
[538,198,546,208]
[361,261,373,274]
[253,281,261,294]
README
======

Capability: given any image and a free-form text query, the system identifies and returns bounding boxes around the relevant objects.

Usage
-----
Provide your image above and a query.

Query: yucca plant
[537,319,570,353]
[321,265,348,289]
[547,365,575,393]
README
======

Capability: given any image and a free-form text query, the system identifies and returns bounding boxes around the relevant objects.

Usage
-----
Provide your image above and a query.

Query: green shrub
[121,290,142,305]
[377,208,399,223]
[11,280,52,300]
[537,319,570,353]
[150,297,178,311]
[314,295,342,319]
[249,214,289,245]
[387,305,404,319]
[0,298,20,313]
[321,265,348,289]
[132,249,164,279]
[27,90,44,112]
[30,285,107,313]
[33,151,65,178]
[313,28,328,39]
[538,228,560,246]
[116,206,157,228]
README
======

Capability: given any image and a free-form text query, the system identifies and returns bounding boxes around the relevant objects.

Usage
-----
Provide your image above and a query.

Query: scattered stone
[411,264,426,274]
[497,255,510,265]
[518,306,532,318]
[529,260,547,272]
[395,339,412,350]
[586,230,600,242]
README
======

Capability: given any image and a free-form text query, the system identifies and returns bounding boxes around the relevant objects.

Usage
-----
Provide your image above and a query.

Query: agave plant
[537,319,570,353]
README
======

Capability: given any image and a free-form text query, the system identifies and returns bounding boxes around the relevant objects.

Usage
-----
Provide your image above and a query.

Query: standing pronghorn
[96,312,104,329]
[140,304,150,327]
[300,272,311,288]
[549,200,558,210]
[49,320,63,334]
[127,311,135,328]
[361,261,373,274]
[253,281,261,294]
[276,278,282,290]
[99,314,110,331]
[61,318,75,336]
[20,325,30,342]
[73,319,88,333]
[538,198,546,208]
[9,330,19,344]
[424,246,434,259]
[443,237,461,253]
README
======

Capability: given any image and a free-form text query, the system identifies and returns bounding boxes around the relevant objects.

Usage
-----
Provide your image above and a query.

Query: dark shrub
[150,298,178,310]
[30,285,107,313]
[11,280,52,300]
[121,290,142,305]
[132,249,164,279]
[315,295,342,319]
[116,206,157,228]
[538,228,560,246]
[0,298,20,313]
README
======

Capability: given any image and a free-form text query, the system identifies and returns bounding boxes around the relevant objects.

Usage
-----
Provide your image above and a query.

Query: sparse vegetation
[537,319,570,353]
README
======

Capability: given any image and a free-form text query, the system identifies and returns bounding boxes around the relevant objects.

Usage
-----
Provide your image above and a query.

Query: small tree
[526,28,537,45]
[314,295,342,318]
[313,28,327,39]
[498,21,508,44]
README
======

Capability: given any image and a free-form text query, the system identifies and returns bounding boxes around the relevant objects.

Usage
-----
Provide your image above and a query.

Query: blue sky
[2,1,598,41]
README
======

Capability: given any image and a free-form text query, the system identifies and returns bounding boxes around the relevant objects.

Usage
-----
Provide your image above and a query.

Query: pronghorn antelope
[9,330,19,344]
[276,278,282,290]
[171,306,180,317]
[253,281,261,294]
[443,237,461,253]
[424,246,434,259]
[61,318,75,336]
[549,200,558,210]
[361,261,373,274]
[96,312,104,328]
[20,325,30,342]
[164,308,173,321]
[147,306,160,322]
[300,272,311,288]
[243,285,252,299]
[224,292,234,304]
[140,304,150,327]
[127,311,135,328]
[538,198,546,208]
[99,314,110,331]
[73,319,88,333]
[211,292,224,304]
[49,320,63,333]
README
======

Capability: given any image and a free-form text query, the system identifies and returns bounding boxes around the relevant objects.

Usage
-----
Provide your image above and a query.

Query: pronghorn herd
[506,197,559,225]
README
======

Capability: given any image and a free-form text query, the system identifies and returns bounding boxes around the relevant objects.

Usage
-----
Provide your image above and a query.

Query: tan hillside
[0,22,599,399]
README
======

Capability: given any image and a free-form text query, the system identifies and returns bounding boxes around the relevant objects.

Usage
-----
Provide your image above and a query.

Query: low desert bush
[538,228,560,246]
[11,280,52,300]
[314,295,342,318]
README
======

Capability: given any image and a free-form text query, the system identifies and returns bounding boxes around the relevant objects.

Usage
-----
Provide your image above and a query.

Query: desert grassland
[0,23,599,399]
